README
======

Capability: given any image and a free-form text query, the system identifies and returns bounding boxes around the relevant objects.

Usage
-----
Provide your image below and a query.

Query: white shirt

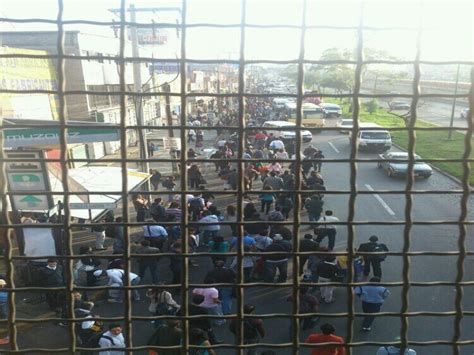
[275,151,289,159]
[376,347,417,355]
[269,139,285,150]
[199,215,221,231]
[143,225,168,238]
[98,330,126,355]
[94,269,138,286]
[317,215,340,230]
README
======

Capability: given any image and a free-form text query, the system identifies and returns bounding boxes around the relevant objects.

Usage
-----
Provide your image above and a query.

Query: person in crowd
[112,217,125,253]
[263,234,292,283]
[208,235,229,263]
[313,149,325,172]
[314,210,340,251]
[98,323,126,355]
[40,258,64,313]
[305,323,346,355]
[188,164,204,189]
[168,241,183,287]
[147,319,182,355]
[316,256,341,304]
[199,210,221,246]
[305,194,324,223]
[259,186,275,215]
[226,205,238,236]
[355,277,390,331]
[149,198,166,222]
[150,170,162,191]
[75,301,102,347]
[146,287,180,328]
[193,276,225,326]
[267,161,283,175]
[276,194,294,219]
[186,294,222,345]
[75,245,101,288]
[263,171,284,191]
[135,240,161,285]
[132,194,149,223]
[229,304,265,355]
[205,259,236,315]
[92,218,107,251]
[230,245,255,283]
[94,264,141,303]
[0,279,9,345]
[376,337,417,355]
[287,286,320,335]
[162,176,177,202]
[189,327,216,355]
[358,235,389,279]
[165,202,182,222]
[143,222,168,250]
[299,234,320,276]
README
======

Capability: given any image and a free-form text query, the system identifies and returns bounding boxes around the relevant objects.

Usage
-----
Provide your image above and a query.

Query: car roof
[321,103,341,108]
[386,152,421,159]
[263,121,295,126]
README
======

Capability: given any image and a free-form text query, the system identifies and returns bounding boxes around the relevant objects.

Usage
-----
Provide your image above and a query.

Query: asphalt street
[9,121,474,354]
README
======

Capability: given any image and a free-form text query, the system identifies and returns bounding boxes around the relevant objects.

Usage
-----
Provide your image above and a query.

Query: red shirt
[255,132,267,140]
[305,333,346,355]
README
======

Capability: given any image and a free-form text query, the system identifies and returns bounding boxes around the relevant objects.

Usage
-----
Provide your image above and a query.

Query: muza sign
[4,127,120,148]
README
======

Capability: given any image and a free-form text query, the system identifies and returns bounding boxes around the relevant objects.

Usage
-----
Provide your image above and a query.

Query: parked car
[377,151,432,179]
[460,108,470,119]
[389,101,410,110]
[320,103,343,118]
[262,120,313,142]
[336,118,353,133]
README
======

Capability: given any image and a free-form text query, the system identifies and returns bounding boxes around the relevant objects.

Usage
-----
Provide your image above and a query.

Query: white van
[349,122,391,151]
[262,121,313,142]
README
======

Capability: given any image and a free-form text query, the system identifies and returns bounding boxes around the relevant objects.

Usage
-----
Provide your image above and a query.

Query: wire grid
[0,0,472,354]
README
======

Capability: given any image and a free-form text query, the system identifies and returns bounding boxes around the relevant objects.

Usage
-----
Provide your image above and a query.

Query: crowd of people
[12,98,415,354]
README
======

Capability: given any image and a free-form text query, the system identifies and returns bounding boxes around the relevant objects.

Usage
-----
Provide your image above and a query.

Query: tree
[365,99,378,114]
[315,48,355,95]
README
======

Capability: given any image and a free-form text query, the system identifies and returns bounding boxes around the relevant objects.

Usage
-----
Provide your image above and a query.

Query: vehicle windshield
[341,121,353,126]
[361,131,390,139]
[303,109,322,118]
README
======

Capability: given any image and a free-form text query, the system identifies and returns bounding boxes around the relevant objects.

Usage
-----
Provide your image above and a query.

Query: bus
[285,102,326,128]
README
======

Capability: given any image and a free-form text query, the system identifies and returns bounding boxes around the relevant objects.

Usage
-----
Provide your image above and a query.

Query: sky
[0,0,472,62]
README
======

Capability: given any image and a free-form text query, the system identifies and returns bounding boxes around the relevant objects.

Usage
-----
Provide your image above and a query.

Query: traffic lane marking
[365,183,396,216]
[328,141,340,154]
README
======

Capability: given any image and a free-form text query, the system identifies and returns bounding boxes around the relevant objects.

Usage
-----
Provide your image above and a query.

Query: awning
[48,166,150,220]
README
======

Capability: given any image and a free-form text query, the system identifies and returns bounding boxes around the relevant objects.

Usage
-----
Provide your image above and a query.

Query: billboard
[0,47,59,120]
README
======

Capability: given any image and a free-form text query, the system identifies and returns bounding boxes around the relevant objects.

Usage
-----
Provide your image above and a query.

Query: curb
[392,143,466,187]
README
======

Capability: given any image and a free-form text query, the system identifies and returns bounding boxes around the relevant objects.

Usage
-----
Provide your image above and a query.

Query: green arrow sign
[12,174,41,183]
[20,195,43,208]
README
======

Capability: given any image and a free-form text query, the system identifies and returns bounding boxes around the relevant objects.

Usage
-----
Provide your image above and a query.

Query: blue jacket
[355,285,390,304]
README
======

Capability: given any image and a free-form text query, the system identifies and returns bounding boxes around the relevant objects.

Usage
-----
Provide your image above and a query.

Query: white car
[320,103,342,118]
[336,119,353,133]
[262,121,313,142]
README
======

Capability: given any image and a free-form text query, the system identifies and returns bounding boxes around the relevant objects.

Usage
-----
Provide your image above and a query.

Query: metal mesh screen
[0,0,473,354]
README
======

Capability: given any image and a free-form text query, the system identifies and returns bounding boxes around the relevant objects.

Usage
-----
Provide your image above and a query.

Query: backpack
[154,292,177,316]
[372,244,387,261]
[229,319,259,340]
[84,331,114,348]
[189,198,203,211]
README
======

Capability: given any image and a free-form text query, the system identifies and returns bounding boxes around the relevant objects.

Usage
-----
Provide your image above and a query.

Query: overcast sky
[0,0,472,61]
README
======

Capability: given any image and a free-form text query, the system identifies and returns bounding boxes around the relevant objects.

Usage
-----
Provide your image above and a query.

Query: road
[9,122,474,354]
[360,87,470,128]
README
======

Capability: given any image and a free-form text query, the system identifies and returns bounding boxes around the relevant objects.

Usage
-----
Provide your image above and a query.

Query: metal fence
[0,0,473,354]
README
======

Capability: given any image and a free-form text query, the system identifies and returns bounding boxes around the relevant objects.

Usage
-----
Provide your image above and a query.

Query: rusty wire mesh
[0,0,473,354]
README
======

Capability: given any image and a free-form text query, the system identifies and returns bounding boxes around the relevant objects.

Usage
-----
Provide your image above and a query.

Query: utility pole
[129,4,149,174]
[448,63,460,140]
[163,82,178,174]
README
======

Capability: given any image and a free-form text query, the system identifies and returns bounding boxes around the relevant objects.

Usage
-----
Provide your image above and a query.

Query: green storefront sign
[3,126,120,148]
